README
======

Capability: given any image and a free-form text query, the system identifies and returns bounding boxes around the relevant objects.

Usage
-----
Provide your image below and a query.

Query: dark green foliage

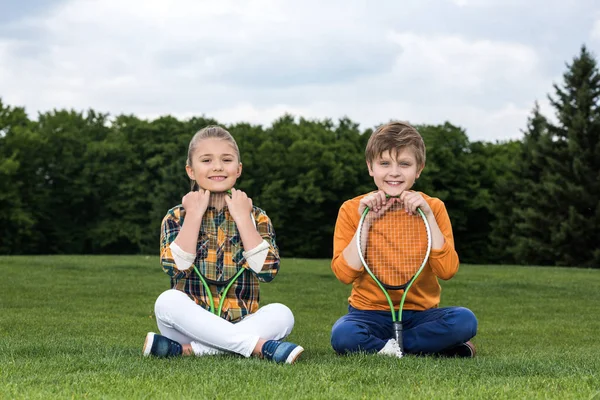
[506,46,600,267]
[1,46,599,266]
[0,106,522,262]
[0,100,36,254]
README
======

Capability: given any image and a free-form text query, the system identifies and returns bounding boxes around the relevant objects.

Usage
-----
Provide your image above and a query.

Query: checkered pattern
[160,205,280,322]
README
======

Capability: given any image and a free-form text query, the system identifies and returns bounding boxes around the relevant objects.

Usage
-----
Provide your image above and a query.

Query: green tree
[545,46,600,267]
[483,139,522,264]
[0,99,35,254]
[466,139,522,264]
[510,46,600,267]
[498,104,557,265]
[248,115,368,258]
[416,123,485,263]
[28,109,112,253]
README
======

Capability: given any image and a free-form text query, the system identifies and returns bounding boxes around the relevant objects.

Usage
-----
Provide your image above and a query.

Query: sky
[1,0,599,142]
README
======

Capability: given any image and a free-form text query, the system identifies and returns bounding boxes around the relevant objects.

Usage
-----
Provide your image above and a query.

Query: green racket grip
[393,321,404,353]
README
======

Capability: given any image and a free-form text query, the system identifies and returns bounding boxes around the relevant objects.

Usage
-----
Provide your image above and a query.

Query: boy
[330,121,477,358]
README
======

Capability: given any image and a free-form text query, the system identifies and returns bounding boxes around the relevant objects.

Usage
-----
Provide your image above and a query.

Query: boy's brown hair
[365,121,426,169]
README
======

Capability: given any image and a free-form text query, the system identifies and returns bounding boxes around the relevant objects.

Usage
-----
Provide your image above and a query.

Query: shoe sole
[465,341,476,357]
[143,332,155,357]
[450,341,475,358]
[285,345,304,364]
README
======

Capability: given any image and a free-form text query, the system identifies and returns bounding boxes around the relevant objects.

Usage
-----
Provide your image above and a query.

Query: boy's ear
[367,161,374,177]
[237,162,242,178]
[416,164,425,179]
[185,164,195,180]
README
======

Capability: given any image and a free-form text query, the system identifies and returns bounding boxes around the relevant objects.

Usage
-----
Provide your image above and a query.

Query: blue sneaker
[261,340,304,364]
[143,332,183,357]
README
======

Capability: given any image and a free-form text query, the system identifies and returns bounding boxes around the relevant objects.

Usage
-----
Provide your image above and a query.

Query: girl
[143,125,303,364]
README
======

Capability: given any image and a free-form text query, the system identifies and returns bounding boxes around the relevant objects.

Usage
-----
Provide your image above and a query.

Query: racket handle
[393,322,404,353]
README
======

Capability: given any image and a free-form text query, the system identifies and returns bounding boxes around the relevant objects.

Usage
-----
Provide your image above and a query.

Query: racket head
[356,198,432,290]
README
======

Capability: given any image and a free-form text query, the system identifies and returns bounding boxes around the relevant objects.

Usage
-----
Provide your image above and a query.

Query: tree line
[1,46,598,267]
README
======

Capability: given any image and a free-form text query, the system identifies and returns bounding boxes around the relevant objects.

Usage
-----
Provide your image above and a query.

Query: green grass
[1,256,599,399]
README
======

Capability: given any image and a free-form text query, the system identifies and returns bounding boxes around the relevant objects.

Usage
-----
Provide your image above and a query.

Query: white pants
[154,289,295,358]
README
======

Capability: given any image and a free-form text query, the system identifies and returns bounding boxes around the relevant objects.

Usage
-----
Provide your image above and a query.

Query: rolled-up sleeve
[159,209,191,280]
[248,209,280,283]
[428,200,460,280]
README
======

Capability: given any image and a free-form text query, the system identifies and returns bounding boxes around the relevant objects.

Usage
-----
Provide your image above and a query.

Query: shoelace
[390,339,403,358]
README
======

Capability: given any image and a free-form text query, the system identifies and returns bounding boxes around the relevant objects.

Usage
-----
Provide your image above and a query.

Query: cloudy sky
[1,0,599,142]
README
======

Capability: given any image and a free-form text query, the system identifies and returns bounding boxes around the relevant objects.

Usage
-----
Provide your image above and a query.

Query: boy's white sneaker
[378,338,403,358]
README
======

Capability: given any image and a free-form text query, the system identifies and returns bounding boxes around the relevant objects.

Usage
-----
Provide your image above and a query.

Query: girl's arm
[225,189,280,282]
[173,190,211,253]
[160,190,211,275]
[247,210,280,283]
[160,210,192,278]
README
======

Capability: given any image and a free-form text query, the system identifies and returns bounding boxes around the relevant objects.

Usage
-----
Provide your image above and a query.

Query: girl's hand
[182,189,211,220]
[224,188,253,223]
[399,191,432,217]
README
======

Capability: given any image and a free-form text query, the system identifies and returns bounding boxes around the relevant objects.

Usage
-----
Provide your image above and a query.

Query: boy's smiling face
[186,138,242,193]
[367,147,423,196]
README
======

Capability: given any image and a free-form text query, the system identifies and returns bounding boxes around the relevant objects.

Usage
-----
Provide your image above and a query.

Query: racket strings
[363,202,429,287]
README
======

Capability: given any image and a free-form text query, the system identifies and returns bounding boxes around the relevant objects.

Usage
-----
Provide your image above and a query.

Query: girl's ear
[185,164,195,180]
[236,162,242,178]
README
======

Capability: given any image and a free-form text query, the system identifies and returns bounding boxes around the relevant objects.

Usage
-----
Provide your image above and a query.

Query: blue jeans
[331,305,477,354]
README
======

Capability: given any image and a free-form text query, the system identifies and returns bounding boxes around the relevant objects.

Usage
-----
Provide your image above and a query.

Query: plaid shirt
[160,204,280,322]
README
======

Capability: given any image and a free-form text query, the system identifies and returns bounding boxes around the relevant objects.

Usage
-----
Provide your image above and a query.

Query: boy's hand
[358,190,397,218]
[399,191,432,217]
[182,189,211,220]
[224,188,253,224]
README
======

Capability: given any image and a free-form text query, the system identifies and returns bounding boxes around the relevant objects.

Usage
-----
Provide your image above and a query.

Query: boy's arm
[427,200,460,280]
[331,202,364,284]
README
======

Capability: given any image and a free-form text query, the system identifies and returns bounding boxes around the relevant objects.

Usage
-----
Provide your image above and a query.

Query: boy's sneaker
[143,332,183,357]
[438,341,476,358]
[378,338,403,358]
[261,340,304,364]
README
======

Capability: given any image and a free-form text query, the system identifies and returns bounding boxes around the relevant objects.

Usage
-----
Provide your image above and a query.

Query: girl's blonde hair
[187,125,241,191]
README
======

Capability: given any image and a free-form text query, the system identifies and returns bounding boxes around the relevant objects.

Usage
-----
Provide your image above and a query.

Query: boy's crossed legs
[331,305,477,357]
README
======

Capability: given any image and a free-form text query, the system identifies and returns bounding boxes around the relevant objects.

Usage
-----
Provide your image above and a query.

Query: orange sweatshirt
[331,192,459,311]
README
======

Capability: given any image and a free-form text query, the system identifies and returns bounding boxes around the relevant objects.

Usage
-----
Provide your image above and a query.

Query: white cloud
[388,33,538,91]
[591,18,600,41]
[0,0,597,141]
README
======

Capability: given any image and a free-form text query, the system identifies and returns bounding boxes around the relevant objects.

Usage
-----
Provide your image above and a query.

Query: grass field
[1,256,599,399]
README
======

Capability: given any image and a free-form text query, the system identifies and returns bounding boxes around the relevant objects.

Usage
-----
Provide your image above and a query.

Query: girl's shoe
[143,332,183,357]
[261,340,304,364]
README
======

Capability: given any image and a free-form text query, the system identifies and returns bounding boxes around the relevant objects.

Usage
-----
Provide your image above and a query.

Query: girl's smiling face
[186,138,242,193]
